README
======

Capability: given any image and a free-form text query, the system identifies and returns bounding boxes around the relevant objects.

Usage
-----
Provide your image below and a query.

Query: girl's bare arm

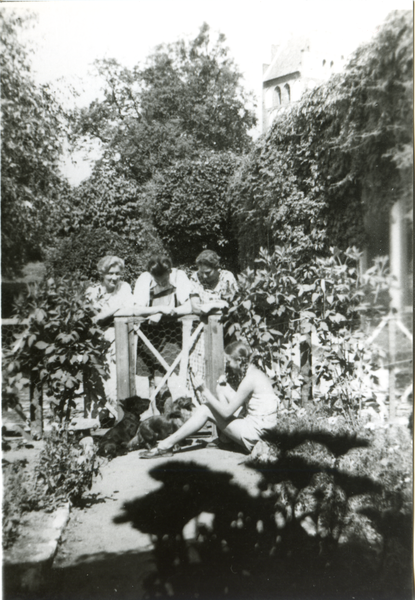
[198,374,254,419]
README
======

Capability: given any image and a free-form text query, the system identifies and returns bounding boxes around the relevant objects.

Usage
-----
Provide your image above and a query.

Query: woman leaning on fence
[132,255,193,399]
[188,250,238,393]
[190,250,238,315]
[85,256,133,414]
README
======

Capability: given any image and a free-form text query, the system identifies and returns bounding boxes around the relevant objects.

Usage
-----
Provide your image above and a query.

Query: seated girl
[140,341,279,457]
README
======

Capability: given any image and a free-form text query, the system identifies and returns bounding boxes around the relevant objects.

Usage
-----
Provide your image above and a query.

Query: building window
[274,86,281,106]
[283,83,291,103]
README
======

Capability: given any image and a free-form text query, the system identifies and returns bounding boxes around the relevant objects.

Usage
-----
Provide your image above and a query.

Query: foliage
[150,151,239,269]
[2,460,34,549]
[230,11,412,266]
[74,23,256,184]
[118,417,412,600]
[3,431,100,548]
[34,428,100,507]
[46,165,164,283]
[0,9,68,276]
[46,226,159,286]
[3,277,110,423]
[225,246,390,411]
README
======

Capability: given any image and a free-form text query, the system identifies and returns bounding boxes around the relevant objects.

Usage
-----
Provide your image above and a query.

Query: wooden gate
[114,314,225,418]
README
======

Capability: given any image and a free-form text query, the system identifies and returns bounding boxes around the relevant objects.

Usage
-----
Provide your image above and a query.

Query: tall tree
[1,9,68,276]
[75,23,257,184]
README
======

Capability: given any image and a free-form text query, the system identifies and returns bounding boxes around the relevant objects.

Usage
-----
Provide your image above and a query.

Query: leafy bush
[45,164,165,283]
[225,246,390,413]
[4,276,110,425]
[46,226,161,285]
[150,151,240,270]
[3,430,100,549]
[34,428,100,507]
[2,459,35,549]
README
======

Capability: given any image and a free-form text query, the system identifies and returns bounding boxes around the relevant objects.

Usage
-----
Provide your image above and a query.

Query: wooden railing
[114,314,225,419]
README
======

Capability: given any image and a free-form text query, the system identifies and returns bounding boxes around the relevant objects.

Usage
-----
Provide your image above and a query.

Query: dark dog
[97,396,150,458]
[127,396,194,450]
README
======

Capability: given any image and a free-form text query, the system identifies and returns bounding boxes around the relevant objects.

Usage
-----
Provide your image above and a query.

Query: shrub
[2,429,100,549]
[4,276,110,425]
[150,151,240,271]
[45,226,163,286]
[225,246,390,413]
[34,428,100,508]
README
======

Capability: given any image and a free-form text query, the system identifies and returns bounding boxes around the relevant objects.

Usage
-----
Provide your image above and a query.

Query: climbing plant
[230,10,412,267]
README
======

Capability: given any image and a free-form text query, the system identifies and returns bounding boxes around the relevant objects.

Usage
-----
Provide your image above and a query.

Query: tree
[150,151,239,269]
[75,23,257,184]
[46,165,164,283]
[1,9,68,276]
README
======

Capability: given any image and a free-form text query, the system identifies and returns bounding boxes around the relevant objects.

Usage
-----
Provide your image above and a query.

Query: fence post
[205,315,225,438]
[128,318,137,399]
[388,312,397,422]
[300,320,312,406]
[114,316,131,419]
[30,379,43,440]
[179,316,194,395]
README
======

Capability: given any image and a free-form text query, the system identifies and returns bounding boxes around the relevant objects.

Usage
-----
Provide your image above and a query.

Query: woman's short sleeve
[175,270,193,305]
[133,272,152,307]
[113,281,133,310]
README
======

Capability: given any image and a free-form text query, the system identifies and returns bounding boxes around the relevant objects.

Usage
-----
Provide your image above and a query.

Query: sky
[3,0,412,183]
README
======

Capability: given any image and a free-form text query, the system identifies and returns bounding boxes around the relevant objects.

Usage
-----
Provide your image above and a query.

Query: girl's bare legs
[157,405,214,450]
[157,404,245,451]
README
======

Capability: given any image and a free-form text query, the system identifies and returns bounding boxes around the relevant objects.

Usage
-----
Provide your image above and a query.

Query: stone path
[42,444,262,600]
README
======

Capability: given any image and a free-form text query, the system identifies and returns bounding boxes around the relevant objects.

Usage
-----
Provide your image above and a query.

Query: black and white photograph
[1,1,413,599]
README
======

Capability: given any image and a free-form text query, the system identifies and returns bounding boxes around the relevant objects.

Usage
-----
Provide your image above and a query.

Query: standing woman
[85,256,133,412]
[140,341,280,457]
[190,250,238,315]
[133,255,193,399]
[188,250,238,391]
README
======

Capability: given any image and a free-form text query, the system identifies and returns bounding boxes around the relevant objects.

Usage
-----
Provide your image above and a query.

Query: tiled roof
[263,35,310,82]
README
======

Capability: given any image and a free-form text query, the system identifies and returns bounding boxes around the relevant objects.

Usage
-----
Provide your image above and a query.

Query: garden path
[43,444,262,600]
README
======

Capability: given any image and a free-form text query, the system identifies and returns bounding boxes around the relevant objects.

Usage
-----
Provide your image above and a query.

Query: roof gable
[263,35,310,83]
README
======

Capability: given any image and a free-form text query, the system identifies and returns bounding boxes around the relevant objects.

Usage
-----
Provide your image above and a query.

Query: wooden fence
[2,307,412,436]
[114,314,224,419]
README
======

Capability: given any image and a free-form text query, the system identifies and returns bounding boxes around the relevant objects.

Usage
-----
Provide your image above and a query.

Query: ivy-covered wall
[230,11,412,269]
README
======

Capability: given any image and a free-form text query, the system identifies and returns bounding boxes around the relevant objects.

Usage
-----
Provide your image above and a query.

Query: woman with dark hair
[133,255,192,318]
[132,255,193,400]
[190,250,237,315]
[140,341,280,458]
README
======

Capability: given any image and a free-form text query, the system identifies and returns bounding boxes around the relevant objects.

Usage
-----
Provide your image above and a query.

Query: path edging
[3,502,71,595]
